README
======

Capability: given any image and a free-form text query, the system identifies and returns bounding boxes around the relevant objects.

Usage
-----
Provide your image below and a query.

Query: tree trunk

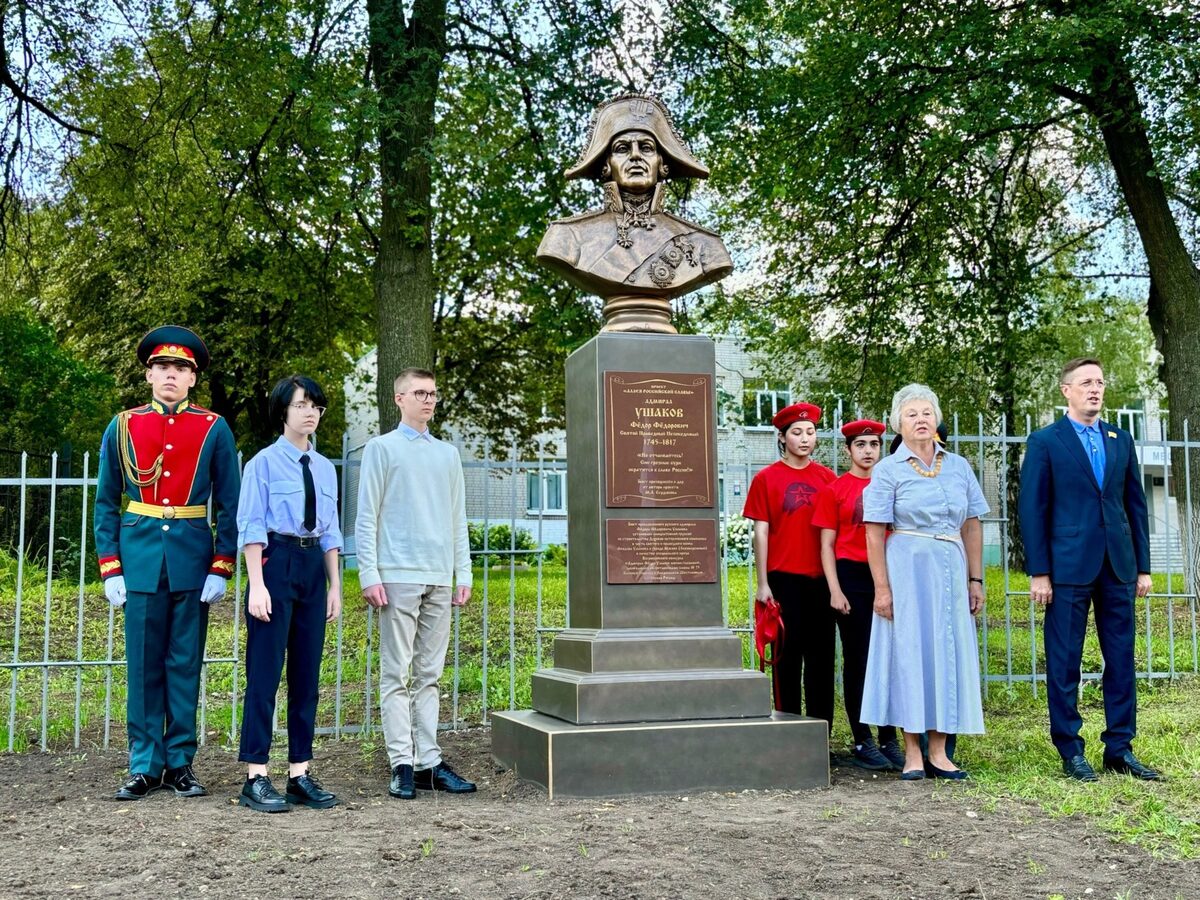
[366,0,447,434]
[1090,49,1200,589]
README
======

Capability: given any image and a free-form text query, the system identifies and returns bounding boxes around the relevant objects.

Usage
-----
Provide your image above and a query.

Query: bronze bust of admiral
[536,94,733,333]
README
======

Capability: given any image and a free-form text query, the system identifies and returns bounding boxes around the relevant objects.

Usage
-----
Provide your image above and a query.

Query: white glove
[104,576,127,608]
[200,574,229,604]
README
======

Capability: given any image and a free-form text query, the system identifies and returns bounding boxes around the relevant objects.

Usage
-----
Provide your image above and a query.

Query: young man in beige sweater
[356,368,474,799]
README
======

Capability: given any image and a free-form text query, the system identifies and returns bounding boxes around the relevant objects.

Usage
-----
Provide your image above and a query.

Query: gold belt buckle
[163,506,176,519]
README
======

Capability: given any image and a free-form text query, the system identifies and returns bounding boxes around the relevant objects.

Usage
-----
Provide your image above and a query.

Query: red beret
[772,402,821,430]
[841,419,886,439]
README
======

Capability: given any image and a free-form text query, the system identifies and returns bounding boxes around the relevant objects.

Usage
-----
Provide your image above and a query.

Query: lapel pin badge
[1107,431,1117,438]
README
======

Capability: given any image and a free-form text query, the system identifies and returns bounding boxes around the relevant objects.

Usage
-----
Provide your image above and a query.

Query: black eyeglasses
[402,390,440,403]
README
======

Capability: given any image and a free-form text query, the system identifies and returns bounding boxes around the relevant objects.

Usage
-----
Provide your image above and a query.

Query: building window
[743,379,791,428]
[1115,408,1145,441]
[527,470,567,514]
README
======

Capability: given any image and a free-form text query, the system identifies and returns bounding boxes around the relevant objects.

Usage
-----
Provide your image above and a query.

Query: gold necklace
[906,454,943,479]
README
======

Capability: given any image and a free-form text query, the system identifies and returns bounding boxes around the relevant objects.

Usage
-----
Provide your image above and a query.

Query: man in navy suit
[1018,358,1161,781]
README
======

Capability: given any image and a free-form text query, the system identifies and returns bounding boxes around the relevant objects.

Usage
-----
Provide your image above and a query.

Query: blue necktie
[1087,429,1104,489]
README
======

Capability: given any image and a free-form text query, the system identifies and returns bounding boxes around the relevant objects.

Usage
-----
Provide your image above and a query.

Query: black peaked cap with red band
[136,325,210,373]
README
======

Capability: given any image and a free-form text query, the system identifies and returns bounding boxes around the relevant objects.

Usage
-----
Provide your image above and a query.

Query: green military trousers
[124,565,209,775]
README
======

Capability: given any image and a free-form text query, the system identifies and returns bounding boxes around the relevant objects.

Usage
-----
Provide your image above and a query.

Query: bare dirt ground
[0,729,1196,900]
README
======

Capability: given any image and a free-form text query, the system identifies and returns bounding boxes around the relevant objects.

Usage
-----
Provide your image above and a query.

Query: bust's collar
[603,182,665,214]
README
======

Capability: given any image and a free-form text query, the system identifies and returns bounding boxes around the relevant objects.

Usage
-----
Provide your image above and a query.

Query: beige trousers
[378,583,452,770]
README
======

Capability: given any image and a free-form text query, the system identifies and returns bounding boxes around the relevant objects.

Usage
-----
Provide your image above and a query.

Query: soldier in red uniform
[94,326,240,800]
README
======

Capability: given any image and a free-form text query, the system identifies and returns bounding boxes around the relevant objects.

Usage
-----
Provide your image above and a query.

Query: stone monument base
[491,710,829,799]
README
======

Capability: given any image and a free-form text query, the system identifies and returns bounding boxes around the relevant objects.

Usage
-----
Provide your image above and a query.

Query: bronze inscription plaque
[605,371,713,507]
[605,519,718,584]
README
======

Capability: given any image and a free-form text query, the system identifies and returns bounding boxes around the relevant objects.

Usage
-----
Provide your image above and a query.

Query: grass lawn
[3,557,1199,857]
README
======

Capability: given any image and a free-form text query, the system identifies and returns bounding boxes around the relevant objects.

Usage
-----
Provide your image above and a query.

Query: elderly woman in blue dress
[860,384,988,780]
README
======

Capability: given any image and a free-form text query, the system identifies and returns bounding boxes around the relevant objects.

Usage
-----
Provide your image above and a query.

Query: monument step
[552,626,743,673]
[491,710,829,798]
[532,667,772,725]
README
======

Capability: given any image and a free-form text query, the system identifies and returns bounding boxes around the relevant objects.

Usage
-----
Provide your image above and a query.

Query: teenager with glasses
[235,375,344,812]
[356,367,476,799]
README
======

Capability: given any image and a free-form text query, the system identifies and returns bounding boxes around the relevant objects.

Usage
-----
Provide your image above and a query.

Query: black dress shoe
[926,762,969,780]
[163,764,207,797]
[287,773,339,809]
[1062,754,1099,782]
[413,761,476,793]
[238,775,290,813]
[1103,751,1164,781]
[389,764,415,800]
[114,772,162,801]
[899,768,926,781]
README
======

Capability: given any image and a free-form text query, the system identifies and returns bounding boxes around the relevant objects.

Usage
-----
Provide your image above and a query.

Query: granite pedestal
[491,333,829,797]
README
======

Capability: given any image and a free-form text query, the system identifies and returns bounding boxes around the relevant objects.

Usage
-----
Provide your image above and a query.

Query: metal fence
[2,416,1198,753]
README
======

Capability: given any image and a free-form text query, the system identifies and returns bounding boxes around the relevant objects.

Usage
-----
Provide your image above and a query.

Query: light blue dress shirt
[397,422,435,442]
[1068,417,1107,488]
[237,436,343,554]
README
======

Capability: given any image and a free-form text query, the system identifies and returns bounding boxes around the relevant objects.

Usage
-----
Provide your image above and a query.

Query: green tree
[671,0,1195,570]
[0,301,115,461]
[10,2,376,451]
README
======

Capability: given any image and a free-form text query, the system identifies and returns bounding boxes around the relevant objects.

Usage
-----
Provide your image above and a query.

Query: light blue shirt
[1068,417,1107,488]
[237,436,344,553]
[397,422,435,442]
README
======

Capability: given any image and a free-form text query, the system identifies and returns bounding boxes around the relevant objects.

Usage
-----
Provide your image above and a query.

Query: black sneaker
[163,764,207,797]
[413,761,476,793]
[879,738,906,771]
[389,764,415,800]
[238,775,290,813]
[114,772,162,801]
[287,772,339,809]
[851,738,896,771]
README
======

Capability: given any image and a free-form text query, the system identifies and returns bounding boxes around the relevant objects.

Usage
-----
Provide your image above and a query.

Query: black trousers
[767,571,835,731]
[834,559,896,747]
[238,535,327,765]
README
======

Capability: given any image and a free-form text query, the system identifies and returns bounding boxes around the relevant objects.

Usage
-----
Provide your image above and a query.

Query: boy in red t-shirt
[743,402,837,726]
[813,420,904,771]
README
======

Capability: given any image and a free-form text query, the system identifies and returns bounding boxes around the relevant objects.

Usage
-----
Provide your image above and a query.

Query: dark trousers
[767,571,835,730]
[1046,555,1137,760]
[835,560,896,747]
[239,536,328,765]
[125,564,207,775]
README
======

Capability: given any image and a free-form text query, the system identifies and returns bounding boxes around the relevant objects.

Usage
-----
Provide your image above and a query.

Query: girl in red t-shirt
[813,420,904,771]
[742,402,836,725]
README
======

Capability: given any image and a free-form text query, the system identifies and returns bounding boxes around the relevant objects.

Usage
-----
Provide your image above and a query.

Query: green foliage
[0,304,116,458]
[468,521,537,565]
[541,543,567,566]
[667,0,1196,424]
[10,2,375,453]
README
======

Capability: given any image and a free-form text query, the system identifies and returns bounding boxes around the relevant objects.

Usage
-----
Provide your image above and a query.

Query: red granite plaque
[605,519,718,584]
[604,372,714,507]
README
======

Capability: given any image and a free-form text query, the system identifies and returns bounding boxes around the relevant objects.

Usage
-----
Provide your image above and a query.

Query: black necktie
[300,454,317,532]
